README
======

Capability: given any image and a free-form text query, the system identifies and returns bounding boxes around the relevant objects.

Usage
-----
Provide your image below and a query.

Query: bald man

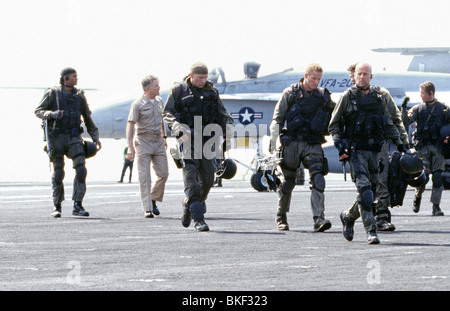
[329,63,408,244]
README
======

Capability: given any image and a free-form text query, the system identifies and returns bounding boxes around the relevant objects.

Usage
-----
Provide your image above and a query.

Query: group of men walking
[35,62,449,243]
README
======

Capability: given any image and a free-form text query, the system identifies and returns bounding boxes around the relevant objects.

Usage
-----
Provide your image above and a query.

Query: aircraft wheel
[251,171,269,192]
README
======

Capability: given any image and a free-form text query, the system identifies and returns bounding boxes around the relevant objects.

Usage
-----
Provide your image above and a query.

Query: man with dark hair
[402,81,450,216]
[35,67,101,218]
[163,62,233,231]
[127,75,168,218]
[347,63,357,85]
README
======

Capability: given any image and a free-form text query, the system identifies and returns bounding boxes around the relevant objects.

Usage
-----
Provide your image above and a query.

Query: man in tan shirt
[127,75,169,218]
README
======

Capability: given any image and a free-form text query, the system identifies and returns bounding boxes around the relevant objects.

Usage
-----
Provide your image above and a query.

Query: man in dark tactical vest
[269,63,336,232]
[329,63,407,244]
[345,63,409,232]
[35,68,101,218]
[402,81,450,216]
[163,62,233,232]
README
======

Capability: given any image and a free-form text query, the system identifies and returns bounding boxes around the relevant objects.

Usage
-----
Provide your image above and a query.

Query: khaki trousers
[135,135,169,212]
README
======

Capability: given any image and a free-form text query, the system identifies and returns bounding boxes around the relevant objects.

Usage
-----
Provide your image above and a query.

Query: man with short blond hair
[269,63,335,232]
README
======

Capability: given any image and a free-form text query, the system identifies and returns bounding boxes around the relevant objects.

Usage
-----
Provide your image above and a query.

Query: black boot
[73,201,89,217]
[181,197,191,228]
[276,212,289,231]
[152,200,160,216]
[340,211,354,241]
[194,219,210,232]
[52,204,62,218]
[413,196,421,213]
[432,203,444,216]
[313,217,332,232]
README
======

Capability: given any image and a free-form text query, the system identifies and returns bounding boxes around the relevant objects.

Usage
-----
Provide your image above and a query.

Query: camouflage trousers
[416,144,445,204]
[51,134,86,206]
[346,149,378,233]
[183,157,215,221]
[278,141,327,221]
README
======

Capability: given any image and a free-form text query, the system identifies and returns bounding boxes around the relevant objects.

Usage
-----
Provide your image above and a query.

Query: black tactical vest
[285,84,331,145]
[414,101,445,147]
[49,87,83,137]
[343,86,385,151]
[176,81,219,128]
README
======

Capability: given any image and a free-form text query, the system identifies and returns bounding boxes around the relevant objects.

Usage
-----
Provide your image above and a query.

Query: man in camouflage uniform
[163,62,233,231]
[345,63,409,231]
[402,81,450,216]
[329,63,407,244]
[269,63,335,232]
[35,68,101,218]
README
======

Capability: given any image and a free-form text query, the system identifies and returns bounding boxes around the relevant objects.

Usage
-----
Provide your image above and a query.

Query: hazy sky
[1,0,449,96]
[1,0,449,182]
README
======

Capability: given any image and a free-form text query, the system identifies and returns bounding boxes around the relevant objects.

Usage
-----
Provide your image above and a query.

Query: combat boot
[432,203,444,216]
[194,219,210,232]
[376,219,396,232]
[73,201,89,217]
[340,211,354,241]
[313,217,332,232]
[412,196,421,213]
[181,197,191,228]
[276,213,289,231]
[367,231,380,244]
[52,204,62,218]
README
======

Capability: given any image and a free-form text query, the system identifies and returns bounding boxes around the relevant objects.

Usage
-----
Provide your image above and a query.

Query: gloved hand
[335,140,349,158]
[172,123,191,143]
[402,97,410,108]
[397,144,408,154]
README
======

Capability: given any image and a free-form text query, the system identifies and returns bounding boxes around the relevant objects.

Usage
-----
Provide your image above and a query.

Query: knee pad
[432,170,443,188]
[311,173,325,193]
[359,186,374,211]
[75,165,87,184]
[53,167,65,185]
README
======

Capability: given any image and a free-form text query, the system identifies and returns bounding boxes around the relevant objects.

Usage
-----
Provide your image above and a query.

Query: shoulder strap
[50,87,60,131]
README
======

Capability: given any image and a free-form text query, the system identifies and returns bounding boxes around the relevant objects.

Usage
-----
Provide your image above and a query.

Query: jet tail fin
[372,47,450,74]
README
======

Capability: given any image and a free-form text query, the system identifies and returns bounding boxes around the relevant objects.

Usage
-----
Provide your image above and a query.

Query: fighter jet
[90,48,450,190]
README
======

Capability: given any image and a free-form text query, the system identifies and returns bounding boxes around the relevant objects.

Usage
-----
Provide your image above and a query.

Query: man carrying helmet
[402,82,450,216]
[329,63,407,244]
[163,62,233,231]
[35,68,101,218]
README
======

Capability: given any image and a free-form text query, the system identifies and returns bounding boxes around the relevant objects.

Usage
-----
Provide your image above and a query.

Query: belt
[138,133,161,138]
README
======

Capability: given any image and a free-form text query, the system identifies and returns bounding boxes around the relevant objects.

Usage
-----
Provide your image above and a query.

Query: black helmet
[84,141,98,158]
[399,151,424,175]
[403,171,428,188]
[215,158,237,180]
[440,123,450,139]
